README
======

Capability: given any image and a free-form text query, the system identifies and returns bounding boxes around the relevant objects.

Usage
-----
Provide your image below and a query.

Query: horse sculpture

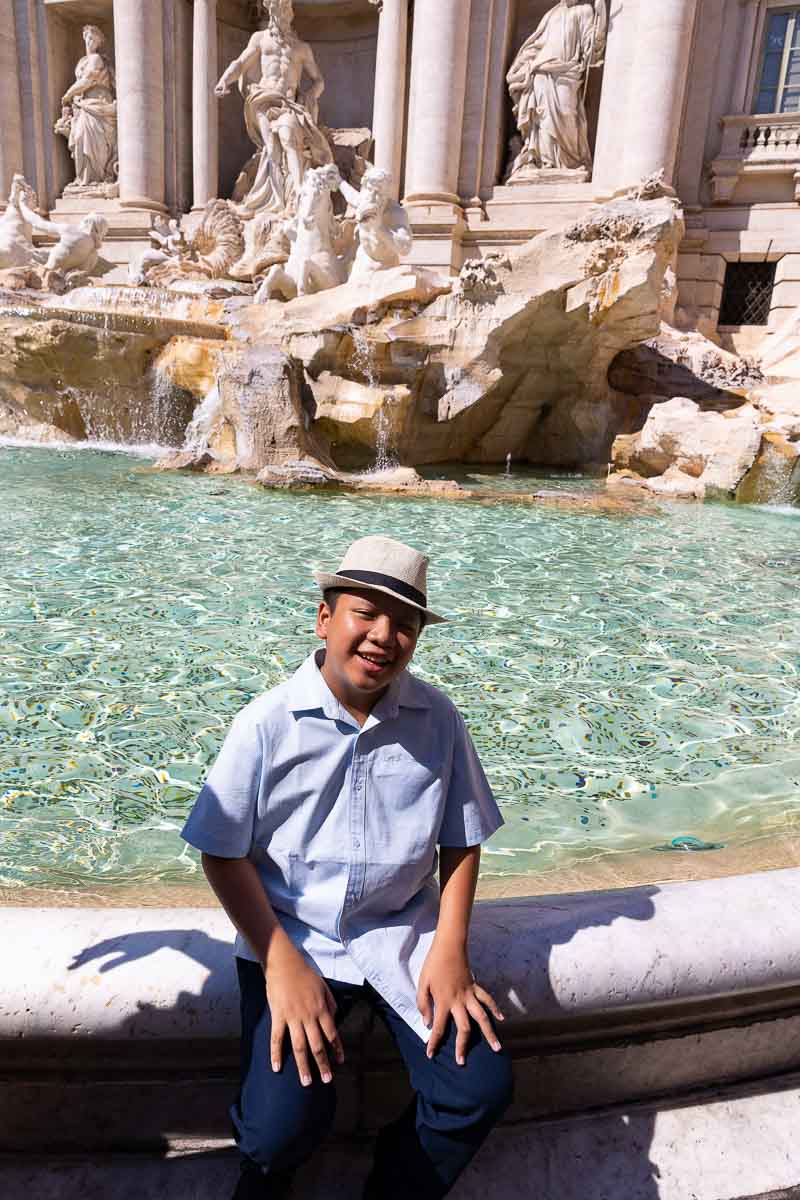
[255,163,349,303]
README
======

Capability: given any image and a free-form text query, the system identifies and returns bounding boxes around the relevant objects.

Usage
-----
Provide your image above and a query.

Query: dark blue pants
[232,958,513,1198]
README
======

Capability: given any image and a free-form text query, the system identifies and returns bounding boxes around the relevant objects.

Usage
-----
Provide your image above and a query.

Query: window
[718,262,777,326]
[754,8,800,113]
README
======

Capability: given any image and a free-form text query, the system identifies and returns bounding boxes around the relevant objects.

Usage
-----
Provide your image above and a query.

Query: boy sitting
[181,535,513,1198]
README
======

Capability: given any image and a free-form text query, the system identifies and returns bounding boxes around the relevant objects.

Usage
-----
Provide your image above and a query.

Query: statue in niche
[54,24,118,197]
[505,0,607,184]
[215,0,333,218]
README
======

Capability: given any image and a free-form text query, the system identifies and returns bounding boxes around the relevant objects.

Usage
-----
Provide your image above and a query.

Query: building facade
[3,0,800,340]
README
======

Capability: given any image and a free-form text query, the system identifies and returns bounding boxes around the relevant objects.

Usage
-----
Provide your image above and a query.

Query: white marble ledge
[2,868,799,1042]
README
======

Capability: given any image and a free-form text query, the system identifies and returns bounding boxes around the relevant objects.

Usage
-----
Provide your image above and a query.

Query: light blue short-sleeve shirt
[181,650,503,1041]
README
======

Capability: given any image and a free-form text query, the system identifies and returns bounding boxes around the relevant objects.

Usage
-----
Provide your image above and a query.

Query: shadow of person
[461,882,662,1200]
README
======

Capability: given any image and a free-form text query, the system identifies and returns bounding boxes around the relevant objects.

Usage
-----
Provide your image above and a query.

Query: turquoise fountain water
[2,446,800,891]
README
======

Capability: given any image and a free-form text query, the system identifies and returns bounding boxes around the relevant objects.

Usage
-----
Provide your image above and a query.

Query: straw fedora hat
[313,535,446,624]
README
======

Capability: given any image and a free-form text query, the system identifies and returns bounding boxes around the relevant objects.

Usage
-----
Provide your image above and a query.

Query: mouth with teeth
[356,651,393,675]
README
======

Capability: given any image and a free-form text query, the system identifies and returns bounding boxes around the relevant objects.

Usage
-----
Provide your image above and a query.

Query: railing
[710,113,800,203]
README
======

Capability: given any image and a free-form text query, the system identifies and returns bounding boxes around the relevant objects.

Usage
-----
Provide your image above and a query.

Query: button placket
[341,738,367,938]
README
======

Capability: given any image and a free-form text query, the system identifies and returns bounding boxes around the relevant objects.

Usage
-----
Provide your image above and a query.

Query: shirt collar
[286,650,431,723]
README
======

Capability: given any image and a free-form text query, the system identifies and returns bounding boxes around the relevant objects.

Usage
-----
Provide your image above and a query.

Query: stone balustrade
[710,113,800,204]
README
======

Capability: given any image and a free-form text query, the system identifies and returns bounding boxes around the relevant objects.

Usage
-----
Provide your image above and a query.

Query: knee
[466,1047,514,1124]
[484,1050,515,1118]
[237,1080,337,1167]
[277,117,300,150]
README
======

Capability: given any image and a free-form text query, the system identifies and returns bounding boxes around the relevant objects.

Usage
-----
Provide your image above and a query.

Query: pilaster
[192,0,219,210]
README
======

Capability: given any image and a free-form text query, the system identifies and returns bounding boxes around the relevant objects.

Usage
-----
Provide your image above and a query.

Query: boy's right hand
[266,943,344,1087]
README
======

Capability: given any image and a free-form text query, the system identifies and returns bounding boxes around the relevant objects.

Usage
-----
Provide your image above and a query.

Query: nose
[368,615,395,647]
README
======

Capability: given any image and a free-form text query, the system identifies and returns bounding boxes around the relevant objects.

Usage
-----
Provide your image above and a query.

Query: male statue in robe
[506,0,607,180]
[215,0,332,216]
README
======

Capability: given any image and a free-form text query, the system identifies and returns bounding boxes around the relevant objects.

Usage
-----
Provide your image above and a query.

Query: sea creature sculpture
[0,175,108,291]
[255,164,348,302]
[339,167,412,281]
[0,175,40,271]
[136,201,246,288]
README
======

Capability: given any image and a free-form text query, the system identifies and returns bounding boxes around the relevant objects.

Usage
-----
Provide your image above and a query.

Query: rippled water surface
[2,447,800,891]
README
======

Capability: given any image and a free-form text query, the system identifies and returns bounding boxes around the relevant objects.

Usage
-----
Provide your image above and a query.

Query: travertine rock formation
[610,396,763,499]
[215,192,680,472]
[608,318,800,502]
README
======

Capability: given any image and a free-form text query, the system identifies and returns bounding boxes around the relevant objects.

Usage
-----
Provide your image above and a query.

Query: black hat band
[336,569,427,610]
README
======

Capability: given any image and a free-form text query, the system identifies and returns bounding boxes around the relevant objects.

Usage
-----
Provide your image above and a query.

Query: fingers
[417,982,433,1029]
[289,1024,314,1088]
[453,1005,472,1066]
[304,1021,333,1085]
[426,1007,449,1060]
[466,994,502,1053]
[473,984,505,1024]
[319,1008,345,1067]
[270,1016,285,1074]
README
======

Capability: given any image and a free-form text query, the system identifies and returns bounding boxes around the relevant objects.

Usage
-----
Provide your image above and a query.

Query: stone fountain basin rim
[3,867,798,1046]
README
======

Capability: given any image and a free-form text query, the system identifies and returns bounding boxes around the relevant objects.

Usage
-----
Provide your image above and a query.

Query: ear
[315,599,331,641]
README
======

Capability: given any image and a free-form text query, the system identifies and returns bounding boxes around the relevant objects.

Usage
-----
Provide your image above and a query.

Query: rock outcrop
[231,193,684,471]
[608,319,800,503]
[610,397,764,499]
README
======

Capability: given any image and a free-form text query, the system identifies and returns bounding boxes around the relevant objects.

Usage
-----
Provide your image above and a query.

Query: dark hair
[322,588,425,630]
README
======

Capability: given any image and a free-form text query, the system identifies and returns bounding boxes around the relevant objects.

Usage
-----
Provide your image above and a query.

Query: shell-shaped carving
[191,201,245,279]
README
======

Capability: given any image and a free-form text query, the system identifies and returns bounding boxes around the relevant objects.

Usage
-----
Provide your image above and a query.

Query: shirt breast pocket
[370,750,443,860]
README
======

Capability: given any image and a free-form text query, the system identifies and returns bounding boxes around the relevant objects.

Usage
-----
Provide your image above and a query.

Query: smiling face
[315,588,422,718]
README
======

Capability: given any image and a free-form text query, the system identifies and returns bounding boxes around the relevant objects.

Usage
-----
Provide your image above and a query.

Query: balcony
[709,112,800,203]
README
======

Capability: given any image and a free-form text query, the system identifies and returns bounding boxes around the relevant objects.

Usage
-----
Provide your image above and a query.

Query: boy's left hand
[417,942,504,1065]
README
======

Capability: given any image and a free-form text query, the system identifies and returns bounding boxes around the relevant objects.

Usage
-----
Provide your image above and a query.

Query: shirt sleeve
[437,708,504,847]
[180,707,265,859]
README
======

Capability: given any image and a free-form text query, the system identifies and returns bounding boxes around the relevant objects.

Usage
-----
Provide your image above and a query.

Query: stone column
[371,0,409,200]
[192,0,218,210]
[0,0,24,204]
[403,0,472,204]
[622,0,700,188]
[114,0,166,210]
[592,0,637,194]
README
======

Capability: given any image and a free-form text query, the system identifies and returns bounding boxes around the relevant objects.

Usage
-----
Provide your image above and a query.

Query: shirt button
[353,839,361,848]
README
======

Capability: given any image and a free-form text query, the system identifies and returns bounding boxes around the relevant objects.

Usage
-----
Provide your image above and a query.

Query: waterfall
[350,326,398,473]
[182,384,223,456]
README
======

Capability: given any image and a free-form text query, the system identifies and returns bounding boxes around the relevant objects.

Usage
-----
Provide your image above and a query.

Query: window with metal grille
[755,8,800,113]
[718,262,777,326]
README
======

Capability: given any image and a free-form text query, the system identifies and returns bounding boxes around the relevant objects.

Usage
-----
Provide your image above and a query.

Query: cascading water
[350,325,398,473]
[181,384,223,456]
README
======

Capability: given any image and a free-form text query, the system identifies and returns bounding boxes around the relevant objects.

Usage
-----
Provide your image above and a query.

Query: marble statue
[131,203,245,288]
[0,175,39,271]
[506,0,607,183]
[129,219,190,286]
[339,167,412,281]
[0,175,108,291]
[22,204,109,291]
[215,0,332,217]
[255,164,347,301]
[54,24,118,196]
